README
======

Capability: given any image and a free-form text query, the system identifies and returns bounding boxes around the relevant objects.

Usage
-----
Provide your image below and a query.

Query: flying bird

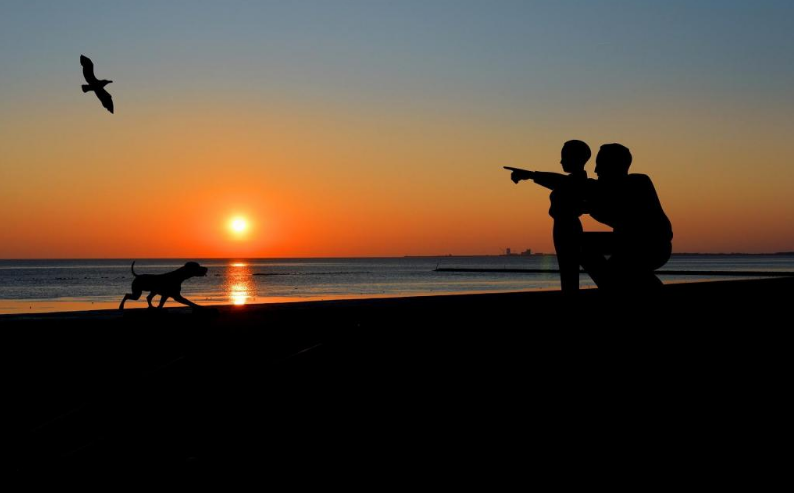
[80,55,114,113]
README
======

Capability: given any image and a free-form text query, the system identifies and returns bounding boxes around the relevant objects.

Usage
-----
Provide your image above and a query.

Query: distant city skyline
[2,1,793,257]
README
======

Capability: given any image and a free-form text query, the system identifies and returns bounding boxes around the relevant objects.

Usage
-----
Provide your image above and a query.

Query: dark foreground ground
[2,278,792,479]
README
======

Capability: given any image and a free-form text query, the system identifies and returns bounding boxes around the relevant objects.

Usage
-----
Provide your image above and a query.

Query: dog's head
[183,261,208,278]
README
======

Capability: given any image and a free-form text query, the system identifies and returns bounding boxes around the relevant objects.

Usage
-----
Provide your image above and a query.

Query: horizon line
[1,252,794,261]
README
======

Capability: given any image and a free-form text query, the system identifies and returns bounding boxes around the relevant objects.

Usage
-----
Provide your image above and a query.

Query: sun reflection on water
[230,284,250,305]
[225,262,255,306]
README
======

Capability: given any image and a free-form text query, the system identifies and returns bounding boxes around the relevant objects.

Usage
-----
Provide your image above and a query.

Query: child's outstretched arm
[504,166,535,183]
[504,167,566,190]
[532,171,567,190]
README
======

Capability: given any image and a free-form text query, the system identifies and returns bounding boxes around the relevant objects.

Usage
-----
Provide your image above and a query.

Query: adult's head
[560,140,591,173]
[595,143,632,181]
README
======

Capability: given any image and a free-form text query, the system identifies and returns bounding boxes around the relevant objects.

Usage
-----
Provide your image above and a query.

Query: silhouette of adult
[580,144,673,291]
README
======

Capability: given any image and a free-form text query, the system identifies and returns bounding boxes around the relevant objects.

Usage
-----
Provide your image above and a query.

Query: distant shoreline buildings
[502,248,533,257]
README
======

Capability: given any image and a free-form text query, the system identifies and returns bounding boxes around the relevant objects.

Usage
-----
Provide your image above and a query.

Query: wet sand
[3,277,791,474]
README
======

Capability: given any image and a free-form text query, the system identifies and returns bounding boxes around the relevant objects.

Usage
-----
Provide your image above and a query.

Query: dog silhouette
[119,261,208,310]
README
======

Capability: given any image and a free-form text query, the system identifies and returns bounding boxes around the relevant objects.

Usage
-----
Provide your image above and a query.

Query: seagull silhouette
[80,55,114,114]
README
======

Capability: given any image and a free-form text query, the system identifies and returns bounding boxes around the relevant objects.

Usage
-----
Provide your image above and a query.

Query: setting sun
[230,217,248,234]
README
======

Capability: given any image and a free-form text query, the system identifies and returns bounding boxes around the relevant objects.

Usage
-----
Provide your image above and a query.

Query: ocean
[1,255,793,314]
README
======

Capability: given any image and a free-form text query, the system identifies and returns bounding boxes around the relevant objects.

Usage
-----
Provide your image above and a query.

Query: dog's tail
[131,261,138,277]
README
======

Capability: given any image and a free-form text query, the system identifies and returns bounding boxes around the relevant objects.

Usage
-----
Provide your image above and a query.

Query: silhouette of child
[507,140,591,292]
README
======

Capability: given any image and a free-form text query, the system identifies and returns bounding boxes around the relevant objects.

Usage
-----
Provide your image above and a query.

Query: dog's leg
[157,295,169,308]
[146,292,156,308]
[172,294,201,308]
[119,290,142,310]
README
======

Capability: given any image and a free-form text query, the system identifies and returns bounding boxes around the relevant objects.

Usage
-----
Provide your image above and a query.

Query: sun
[230,217,248,234]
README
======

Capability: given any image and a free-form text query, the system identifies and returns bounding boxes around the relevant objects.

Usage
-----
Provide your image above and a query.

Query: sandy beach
[3,276,790,473]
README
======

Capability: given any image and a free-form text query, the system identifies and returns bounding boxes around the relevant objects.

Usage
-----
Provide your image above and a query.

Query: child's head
[560,140,591,173]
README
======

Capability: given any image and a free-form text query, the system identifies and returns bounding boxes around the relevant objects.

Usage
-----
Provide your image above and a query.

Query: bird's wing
[95,88,114,114]
[80,54,98,84]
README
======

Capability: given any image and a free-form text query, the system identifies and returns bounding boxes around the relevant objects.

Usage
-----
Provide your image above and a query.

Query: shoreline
[0,286,566,318]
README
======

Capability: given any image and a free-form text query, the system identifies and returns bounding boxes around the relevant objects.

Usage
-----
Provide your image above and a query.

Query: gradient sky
[1,0,793,257]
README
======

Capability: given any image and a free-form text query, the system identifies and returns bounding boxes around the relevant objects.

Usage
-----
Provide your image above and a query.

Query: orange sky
[2,2,794,257]
[2,96,793,258]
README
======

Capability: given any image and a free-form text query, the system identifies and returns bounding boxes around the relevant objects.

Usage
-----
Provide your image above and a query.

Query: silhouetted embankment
[3,277,791,475]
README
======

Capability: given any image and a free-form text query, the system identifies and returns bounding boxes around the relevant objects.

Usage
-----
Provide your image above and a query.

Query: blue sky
[2,0,792,111]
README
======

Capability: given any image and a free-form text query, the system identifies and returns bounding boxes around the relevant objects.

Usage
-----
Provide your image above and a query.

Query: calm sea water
[1,255,793,314]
